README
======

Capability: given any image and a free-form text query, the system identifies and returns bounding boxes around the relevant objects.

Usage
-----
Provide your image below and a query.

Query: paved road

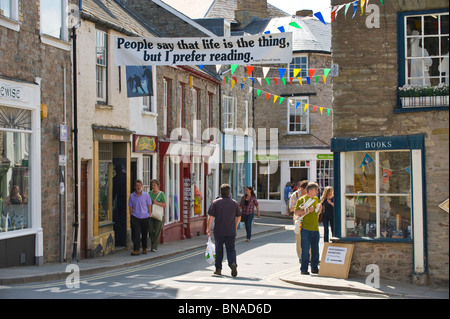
[0,223,388,300]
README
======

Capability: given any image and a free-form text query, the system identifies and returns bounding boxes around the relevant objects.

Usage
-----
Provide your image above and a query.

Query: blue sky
[268,0,331,22]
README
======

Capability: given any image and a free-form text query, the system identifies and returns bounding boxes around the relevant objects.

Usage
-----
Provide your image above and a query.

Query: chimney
[296,10,313,17]
[235,0,269,28]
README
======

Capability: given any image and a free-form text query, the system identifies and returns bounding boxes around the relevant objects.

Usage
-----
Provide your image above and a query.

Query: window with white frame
[288,97,309,133]
[142,155,153,193]
[0,0,17,20]
[40,0,69,41]
[342,151,411,239]
[192,88,200,140]
[96,29,107,103]
[317,158,334,195]
[402,11,449,86]
[223,96,235,131]
[165,157,180,224]
[289,56,308,78]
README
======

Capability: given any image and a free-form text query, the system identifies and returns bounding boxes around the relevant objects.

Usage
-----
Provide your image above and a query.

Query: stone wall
[331,0,449,286]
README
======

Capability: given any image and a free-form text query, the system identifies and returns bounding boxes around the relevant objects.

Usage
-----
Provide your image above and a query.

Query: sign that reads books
[115,33,292,66]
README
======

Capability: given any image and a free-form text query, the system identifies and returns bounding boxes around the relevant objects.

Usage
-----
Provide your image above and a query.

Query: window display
[0,129,31,233]
[344,151,411,239]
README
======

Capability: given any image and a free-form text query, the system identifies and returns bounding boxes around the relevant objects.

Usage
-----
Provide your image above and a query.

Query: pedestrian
[294,182,321,275]
[128,179,152,255]
[283,182,293,215]
[289,180,309,264]
[149,179,166,252]
[239,186,260,242]
[320,186,334,243]
[207,184,241,277]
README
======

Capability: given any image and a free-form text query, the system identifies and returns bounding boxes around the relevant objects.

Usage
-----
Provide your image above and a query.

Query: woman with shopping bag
[149,179,166,252]
[239,186,260,242]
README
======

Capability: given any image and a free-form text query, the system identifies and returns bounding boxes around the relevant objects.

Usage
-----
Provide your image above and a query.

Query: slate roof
[243,16,331,53]
[161,0,289,22]
[82,0,158,37]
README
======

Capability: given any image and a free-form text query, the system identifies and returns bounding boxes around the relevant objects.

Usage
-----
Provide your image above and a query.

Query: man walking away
[207,184,241,277]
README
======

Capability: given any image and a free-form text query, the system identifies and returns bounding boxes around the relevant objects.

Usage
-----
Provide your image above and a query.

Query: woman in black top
[320,186,334,242]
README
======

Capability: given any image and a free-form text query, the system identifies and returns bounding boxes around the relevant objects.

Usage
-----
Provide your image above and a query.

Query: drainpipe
[71,26,79,263]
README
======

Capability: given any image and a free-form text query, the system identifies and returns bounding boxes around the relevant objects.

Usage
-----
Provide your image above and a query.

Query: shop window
[317,158,334,194]
[0,106,32,233]
[164,157,180,224]
[398,10,449,108]
[98,142,112,223]
[256,161,280,200]
[288,97,309,134]
[343,151,411,239]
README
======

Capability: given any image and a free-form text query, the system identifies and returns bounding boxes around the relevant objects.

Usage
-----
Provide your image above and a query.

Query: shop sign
[317,154,333,160]
[0,81,24,101]
[134,135,157,153]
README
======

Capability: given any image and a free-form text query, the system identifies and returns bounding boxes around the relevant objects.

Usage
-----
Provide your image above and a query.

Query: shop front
[91,127,132,256]
[331,135,426,282]
[255,149,334,214]
[159,140,219,243]
[0,78,42,267]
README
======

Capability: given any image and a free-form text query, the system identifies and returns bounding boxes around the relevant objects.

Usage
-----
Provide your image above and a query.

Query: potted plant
[399,83,449,107]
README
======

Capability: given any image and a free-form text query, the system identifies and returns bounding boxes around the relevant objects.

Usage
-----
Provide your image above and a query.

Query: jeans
[244,213,254,240]
[214,235,237,270]
[130,215,149,251]
[300,228,320,272]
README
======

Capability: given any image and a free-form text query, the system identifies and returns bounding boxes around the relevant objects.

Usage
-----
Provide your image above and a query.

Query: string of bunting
[220,67,333,117]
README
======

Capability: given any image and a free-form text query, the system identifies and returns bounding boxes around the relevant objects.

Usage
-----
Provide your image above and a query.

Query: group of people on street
[128,179,167,255]
[128,175,334,278]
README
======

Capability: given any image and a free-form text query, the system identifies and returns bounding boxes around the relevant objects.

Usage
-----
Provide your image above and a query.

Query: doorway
[290,167,309,184]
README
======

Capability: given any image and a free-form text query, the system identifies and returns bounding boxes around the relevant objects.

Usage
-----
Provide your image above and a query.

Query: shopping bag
[205,237,216,265]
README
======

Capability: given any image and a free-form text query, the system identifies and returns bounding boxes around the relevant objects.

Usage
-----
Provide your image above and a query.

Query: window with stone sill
[40,0,69,41]
[288,97,309,134]
[398,10,449,109]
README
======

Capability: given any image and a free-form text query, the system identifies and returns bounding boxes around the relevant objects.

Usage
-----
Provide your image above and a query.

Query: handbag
[151,192,164,221]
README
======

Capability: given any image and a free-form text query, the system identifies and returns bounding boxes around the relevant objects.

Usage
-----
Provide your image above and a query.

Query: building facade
[0,0,75,267]
[331,0,448,286]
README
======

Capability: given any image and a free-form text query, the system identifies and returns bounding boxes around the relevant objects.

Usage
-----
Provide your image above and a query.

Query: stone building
[330,0,448,286]
[0,0,75,266]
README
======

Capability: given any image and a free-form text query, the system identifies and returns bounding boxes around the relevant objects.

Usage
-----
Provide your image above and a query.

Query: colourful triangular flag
[273,78,278,85]
[240,83,244,90]
[289,21,302,29]
[262,67,270,78]
[266,93,270,100]
[319,107,323,115]
[257,89,261,97]
[315,75,319,84]
[308,69,316,78]
[282,78,286,86]
[247,65,254,77]
[304,104,309,112]
[297,77,303,86]
[327,109,331,116]
[324,68,331,78]
[265,78,271,86]
[231,64,238,75]
[279,97,284,104]
[382,169,392,184]
[296,102,301,109]
[314,11,327,25]
[322,75,327,84]
[344,3,351,19]
[278,26,285,33]
[360,153,374,168]
[278,68,286,79]
[352,0,358,19]
[360,0,366,15]
[306,77,311,85]
[274,95,278,103]
[293,69,301,77]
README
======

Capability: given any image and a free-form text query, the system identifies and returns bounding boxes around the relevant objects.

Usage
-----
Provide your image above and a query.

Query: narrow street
[0,217,389,300]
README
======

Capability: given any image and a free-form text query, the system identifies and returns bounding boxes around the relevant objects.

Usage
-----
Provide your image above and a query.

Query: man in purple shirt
[128,179,152,255]
[207,184,241,277]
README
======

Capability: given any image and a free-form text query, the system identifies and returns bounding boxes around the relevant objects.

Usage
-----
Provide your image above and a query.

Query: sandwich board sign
[318,243,354,279]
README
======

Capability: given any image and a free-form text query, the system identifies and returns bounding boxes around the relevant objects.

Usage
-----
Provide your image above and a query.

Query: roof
[243,16,331,53]
[161,0,289,22]
[81,0,158,37]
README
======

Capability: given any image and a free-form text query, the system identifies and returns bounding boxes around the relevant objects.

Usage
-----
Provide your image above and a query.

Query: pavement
[0,213,448,299]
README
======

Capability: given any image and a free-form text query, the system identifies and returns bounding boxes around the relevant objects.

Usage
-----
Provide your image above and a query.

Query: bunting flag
[360,153,374,168]
[352,0,358,19]
[382,169,392,184]
[289,21,302,29]
[231,64,238,75]
[246,65,254,77]
[314,11,327,25]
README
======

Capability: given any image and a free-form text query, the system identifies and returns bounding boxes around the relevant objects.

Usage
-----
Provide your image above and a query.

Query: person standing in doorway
[320,186,335,243]
[289,180,309,264]
[149,179,166,252]
[239,186,260,242]
[128,179,152,255]
[207,184,241,277]
[295,182,321,275]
